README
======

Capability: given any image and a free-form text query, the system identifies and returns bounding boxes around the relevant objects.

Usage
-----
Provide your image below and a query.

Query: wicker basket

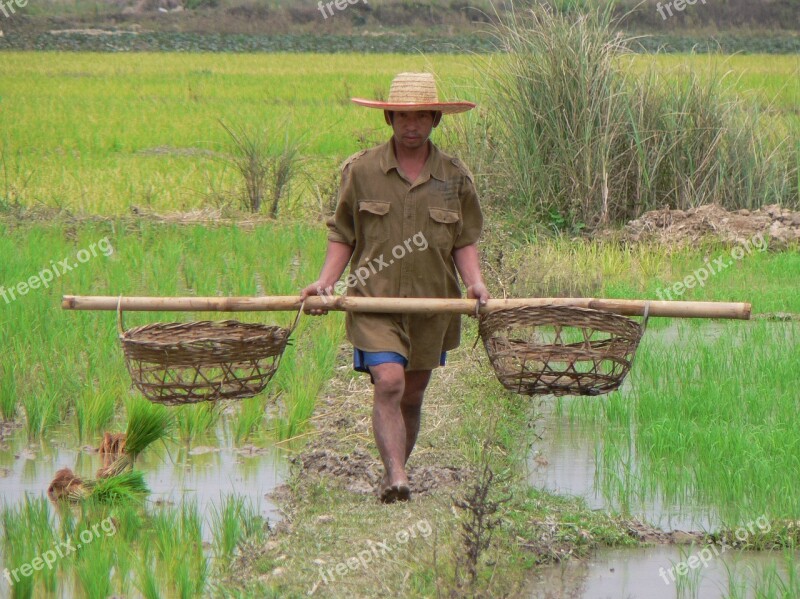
[479,304,649,397]
[118,301,302,405]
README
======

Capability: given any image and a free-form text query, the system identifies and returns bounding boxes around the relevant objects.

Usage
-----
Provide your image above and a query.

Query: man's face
[389,111,437,151]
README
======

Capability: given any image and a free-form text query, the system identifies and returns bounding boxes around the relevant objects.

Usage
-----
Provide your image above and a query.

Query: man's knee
[402,370,432,406]
[370,364,406,398]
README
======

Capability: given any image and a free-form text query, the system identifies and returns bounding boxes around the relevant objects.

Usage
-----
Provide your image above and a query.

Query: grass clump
[480,4,798,231]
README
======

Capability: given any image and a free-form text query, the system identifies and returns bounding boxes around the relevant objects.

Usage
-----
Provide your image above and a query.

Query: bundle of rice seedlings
[48,468,149,504]
[48,467,90,502]
[87,470,149,504]
[98,399,173,478]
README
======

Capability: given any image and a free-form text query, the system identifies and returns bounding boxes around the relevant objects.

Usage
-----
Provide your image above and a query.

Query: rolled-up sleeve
[326,166,356,245]
[454,176,483,248]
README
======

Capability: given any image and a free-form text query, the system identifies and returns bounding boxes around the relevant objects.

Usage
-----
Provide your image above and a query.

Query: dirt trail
[282,363,472,501]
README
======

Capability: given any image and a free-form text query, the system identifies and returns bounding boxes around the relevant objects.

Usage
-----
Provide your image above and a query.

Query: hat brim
[351,98,476,115]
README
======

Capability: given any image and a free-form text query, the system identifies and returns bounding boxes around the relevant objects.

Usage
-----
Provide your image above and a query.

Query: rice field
[1,50,799,597]
[0,52,797,213]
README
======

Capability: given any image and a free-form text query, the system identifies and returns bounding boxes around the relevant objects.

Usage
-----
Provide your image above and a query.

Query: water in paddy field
[526,320,800,597]
[528,321,724,531]
[528,320,795,531]
[0,413,288,597]
[527,546,798,599]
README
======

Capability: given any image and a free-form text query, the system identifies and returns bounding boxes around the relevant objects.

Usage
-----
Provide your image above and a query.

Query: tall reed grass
[477,5,798,230]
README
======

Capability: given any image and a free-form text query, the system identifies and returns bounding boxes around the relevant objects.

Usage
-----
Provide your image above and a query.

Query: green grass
[0,52,796,214]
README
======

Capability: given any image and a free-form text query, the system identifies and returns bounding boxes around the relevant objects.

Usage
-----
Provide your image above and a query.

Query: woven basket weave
[479,304,648,397]
[118,302,301,405]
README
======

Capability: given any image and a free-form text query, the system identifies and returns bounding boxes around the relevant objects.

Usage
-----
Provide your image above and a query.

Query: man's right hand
[299,281,334,316]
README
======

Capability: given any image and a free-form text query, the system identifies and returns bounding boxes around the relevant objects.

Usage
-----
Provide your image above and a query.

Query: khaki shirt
[326,139,483,370]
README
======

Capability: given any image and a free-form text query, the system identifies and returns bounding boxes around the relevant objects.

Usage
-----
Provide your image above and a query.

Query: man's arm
[300,241,354,315]
[453,243,490,309]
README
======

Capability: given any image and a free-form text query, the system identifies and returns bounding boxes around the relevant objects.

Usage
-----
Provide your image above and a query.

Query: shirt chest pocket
[427,207,461,249]
[358,200,391,243]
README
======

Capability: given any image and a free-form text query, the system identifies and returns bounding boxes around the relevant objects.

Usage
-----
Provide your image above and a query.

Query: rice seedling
[1,496,58,598]
[133,548,163,599]
[75,386,117,442]
[175,402,222,444]
[0,363,17,421]
[73,535,114,599]
[232,395,266,444]
[87,471,150,504]
[101,399,173,477]
[209,494,246,562]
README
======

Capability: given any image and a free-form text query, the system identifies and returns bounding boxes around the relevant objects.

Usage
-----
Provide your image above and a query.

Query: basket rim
[119,320,291,347]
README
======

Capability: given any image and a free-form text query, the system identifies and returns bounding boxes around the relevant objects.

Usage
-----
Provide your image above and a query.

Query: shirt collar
[379,138,447,183]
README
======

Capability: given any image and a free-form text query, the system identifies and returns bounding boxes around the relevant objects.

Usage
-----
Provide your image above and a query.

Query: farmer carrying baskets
[301,72,489,503]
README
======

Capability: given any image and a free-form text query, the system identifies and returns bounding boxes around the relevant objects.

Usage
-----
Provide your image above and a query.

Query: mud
[621,203,800,248]
[297,447,468,498]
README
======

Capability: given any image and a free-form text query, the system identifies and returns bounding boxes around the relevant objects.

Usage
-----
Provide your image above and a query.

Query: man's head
[384,110,442,151]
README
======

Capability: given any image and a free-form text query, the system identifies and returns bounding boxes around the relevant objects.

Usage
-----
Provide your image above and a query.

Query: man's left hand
[466,283,490,317]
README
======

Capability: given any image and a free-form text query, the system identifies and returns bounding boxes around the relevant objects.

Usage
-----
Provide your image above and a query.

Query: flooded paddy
[528,546,799,599]
[0,412,288,598]
[528,319,800,597]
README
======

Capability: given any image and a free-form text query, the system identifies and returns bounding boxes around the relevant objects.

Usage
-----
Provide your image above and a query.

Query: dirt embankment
[621,203,800,248]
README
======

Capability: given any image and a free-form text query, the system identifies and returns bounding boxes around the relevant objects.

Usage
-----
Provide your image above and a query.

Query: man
[301,72,489,503]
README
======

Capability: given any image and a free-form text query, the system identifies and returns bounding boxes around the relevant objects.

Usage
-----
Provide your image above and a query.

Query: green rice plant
[0,362,18,420]
[232,395,266,444]
[175,402,221,444]
[0,512,35,598]
[146,501,208,597]
[270,316,340,440]
[74,386,117,442]
[103,398,173,476]
[73,534,114,599]
[209,494,246,562]
[21,385,60,440]
[1,496,58,598]
[86,471,150,504]
[239,497,268,544]
[134,548,163,599]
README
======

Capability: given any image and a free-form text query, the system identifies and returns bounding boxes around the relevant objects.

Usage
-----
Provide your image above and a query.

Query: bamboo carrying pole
[61,295,751,320]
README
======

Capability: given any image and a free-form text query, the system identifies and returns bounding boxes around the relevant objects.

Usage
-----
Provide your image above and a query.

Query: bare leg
[370,362,409,488]
[401,369,432,464]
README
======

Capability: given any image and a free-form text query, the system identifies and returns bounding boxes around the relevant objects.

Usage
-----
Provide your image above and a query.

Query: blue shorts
[354,349,446,384]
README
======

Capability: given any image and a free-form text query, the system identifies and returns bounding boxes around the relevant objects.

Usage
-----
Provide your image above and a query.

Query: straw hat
[351,72,475,115]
